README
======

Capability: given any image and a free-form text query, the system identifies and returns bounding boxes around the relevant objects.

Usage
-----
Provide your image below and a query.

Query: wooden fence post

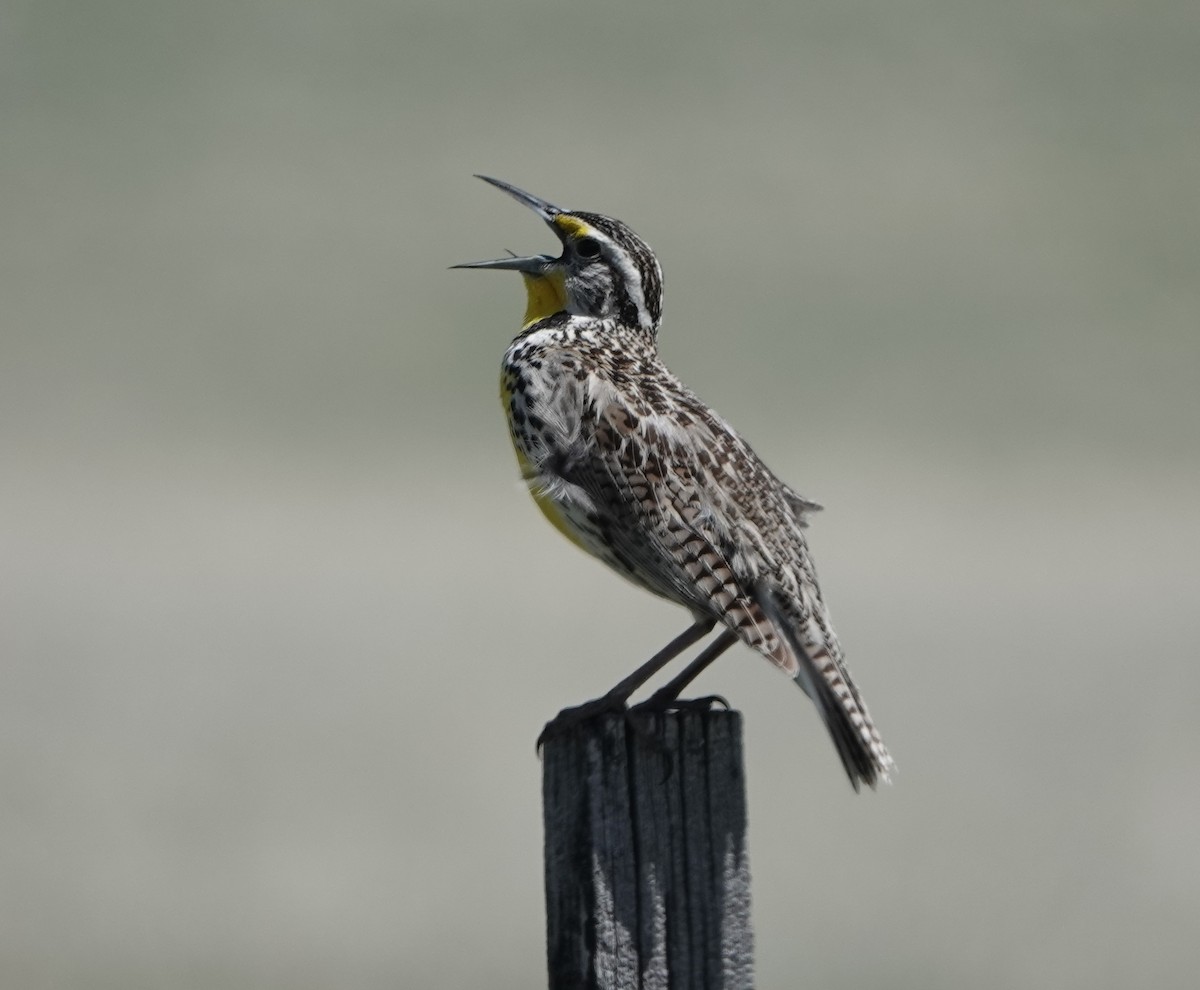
[542,710,754,990]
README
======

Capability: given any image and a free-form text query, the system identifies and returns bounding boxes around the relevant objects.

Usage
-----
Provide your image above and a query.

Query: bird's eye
[575,237,601,259]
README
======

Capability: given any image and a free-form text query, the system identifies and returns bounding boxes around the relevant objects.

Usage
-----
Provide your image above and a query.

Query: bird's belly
[500,360,674,599]
[509,441,597,553]
[501,369,599,553]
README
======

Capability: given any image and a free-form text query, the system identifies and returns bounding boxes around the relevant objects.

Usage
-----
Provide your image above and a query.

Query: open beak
[451,252,555,273]
[473,175,564,221]
[451,176,568,272]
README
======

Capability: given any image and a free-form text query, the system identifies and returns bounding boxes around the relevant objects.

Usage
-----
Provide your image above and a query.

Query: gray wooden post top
[542,710,753,990]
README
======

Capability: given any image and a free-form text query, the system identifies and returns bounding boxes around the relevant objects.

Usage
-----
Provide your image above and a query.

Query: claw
[630,691,731,715]
[536,695,628,752]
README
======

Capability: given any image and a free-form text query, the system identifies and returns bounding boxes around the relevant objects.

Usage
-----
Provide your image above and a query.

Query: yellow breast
[500,372,590,553]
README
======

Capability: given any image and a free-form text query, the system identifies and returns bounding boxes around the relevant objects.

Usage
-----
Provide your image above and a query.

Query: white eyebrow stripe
[583,226,652,331]
[609,240,652,330]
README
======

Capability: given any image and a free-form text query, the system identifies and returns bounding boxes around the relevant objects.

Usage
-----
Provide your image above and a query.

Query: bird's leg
[631,628,739,713]
[601,618,717,704]
[537,618,715,748]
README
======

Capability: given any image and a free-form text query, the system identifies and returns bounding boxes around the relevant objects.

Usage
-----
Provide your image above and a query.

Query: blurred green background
[3,1,1198,987]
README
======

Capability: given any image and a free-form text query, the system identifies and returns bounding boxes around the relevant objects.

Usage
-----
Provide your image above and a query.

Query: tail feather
[758,583,894,791]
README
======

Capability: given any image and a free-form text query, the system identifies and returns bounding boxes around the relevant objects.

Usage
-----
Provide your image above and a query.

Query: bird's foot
[536,694,629,751]
[629,691,730,715]
[537,692,731,754]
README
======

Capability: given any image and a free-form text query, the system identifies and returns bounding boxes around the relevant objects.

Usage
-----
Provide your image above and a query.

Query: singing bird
[456,177,893,789]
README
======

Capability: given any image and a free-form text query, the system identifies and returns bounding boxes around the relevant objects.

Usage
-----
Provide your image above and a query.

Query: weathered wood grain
[542,711,753,990]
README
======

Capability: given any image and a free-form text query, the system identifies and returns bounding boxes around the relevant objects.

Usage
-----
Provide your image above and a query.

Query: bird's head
[454,176,663,333]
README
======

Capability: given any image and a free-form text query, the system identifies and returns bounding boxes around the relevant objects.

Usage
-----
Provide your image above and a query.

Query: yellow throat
[520,270,567,328]
[501,268,588,551]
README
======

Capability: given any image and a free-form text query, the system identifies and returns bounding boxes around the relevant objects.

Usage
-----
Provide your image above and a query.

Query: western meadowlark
[455,176,894,789]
